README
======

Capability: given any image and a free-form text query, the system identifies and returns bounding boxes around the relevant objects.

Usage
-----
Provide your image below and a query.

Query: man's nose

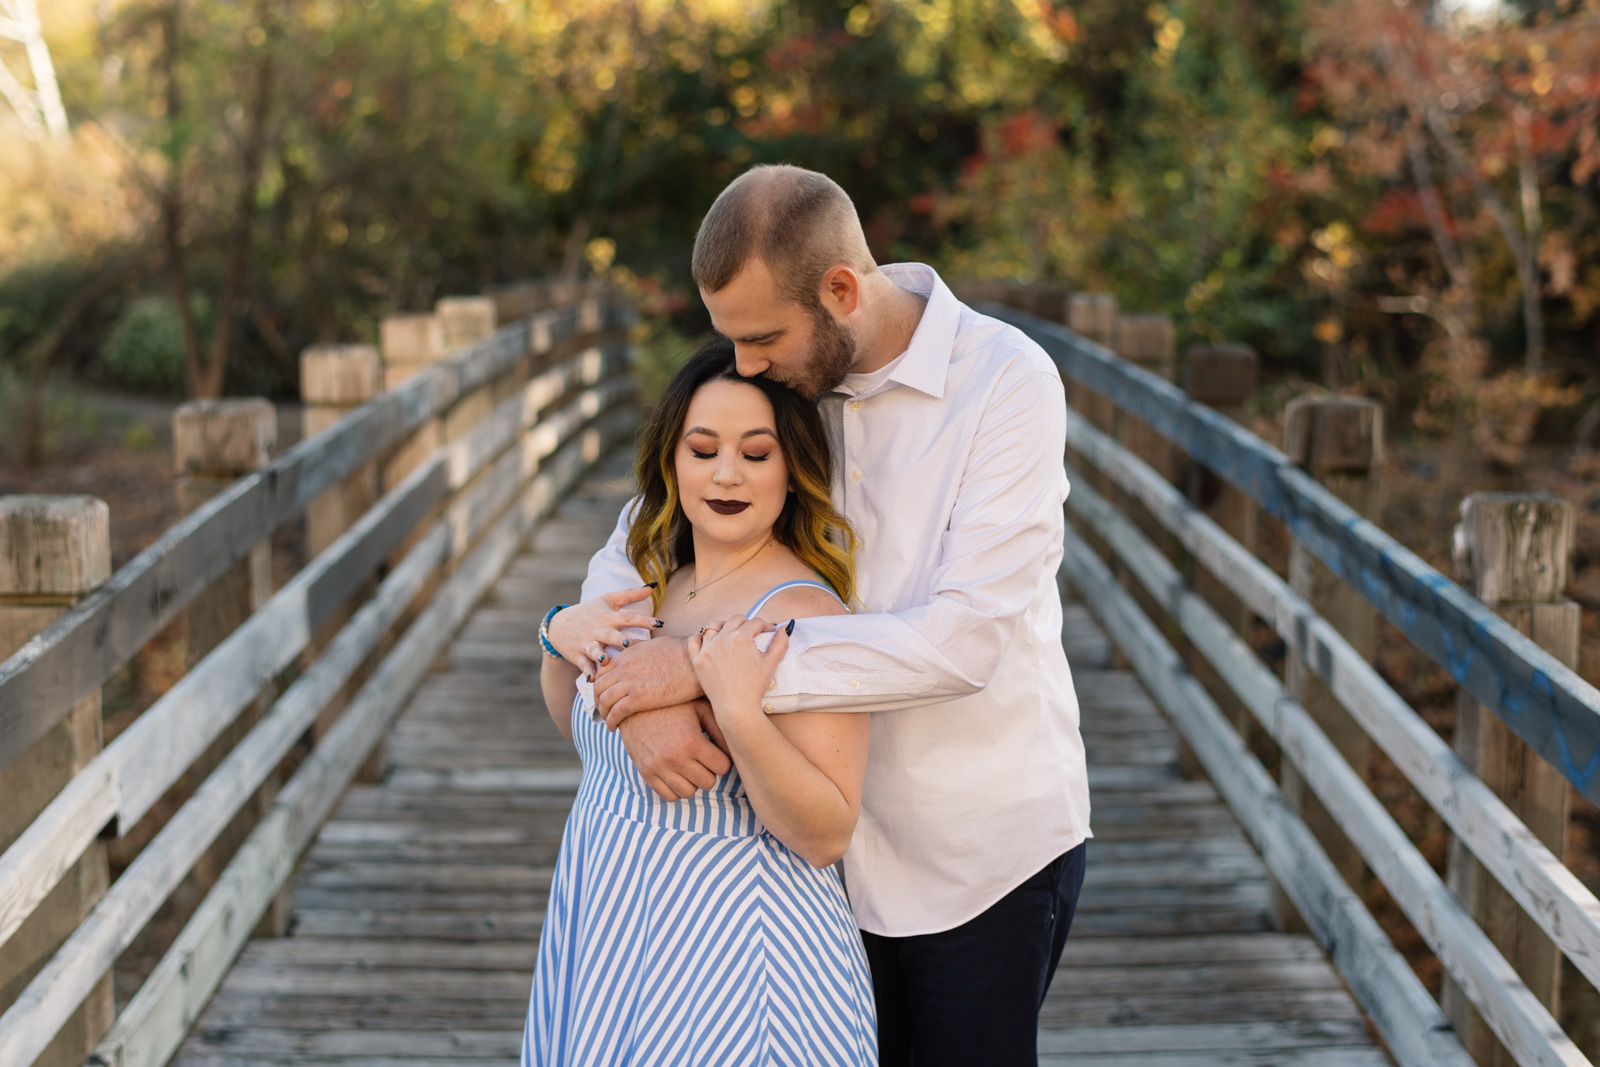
[734,346,768,378]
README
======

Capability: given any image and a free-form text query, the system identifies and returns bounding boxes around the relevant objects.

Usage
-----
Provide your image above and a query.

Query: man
[580,165,1090,1065]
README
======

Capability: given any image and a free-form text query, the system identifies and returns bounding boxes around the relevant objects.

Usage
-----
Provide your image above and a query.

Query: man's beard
[770,305,856,399]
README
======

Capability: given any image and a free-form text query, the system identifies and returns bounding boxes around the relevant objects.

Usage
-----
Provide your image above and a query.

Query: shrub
[99,296,210,396]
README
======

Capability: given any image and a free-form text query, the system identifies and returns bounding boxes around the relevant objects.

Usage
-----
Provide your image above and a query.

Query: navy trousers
[860,842,1088,1067]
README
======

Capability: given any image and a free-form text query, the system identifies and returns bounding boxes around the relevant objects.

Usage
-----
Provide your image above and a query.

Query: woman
[523,337,877,1066]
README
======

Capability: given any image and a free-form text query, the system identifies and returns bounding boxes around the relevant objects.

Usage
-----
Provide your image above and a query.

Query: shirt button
[762,703,775,713]
[850,680,860,689]
[851,469,863,482]
[850,401,863,412]
[766,677,777,692]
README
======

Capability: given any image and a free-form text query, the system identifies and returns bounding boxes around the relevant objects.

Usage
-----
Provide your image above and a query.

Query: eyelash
[690,448,769,462]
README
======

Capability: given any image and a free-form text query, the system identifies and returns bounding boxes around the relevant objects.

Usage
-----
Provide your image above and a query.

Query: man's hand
[594,636,704,728]
[618,701,731,801]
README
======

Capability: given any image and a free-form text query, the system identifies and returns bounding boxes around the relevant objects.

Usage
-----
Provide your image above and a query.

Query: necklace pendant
[685,590,696,601]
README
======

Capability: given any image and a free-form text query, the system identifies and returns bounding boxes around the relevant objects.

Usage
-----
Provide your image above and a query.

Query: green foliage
[99,296,210,397]
[8,0,1597,421]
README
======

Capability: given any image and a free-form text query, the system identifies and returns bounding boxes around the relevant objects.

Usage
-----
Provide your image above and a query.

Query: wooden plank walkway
[173,447,1390,1066]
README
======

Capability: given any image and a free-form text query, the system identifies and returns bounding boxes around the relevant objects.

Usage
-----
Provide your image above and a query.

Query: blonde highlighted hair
[627,336,855,613]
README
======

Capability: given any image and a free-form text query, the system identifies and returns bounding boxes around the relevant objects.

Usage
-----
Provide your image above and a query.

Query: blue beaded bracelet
[539,603,569,660]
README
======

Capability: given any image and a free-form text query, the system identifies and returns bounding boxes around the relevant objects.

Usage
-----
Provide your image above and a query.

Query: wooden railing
[984,299,1600,1067]
[0,283,637,1067]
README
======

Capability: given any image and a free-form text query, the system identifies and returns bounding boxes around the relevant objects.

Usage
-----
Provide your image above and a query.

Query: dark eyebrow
[683,426,777,441]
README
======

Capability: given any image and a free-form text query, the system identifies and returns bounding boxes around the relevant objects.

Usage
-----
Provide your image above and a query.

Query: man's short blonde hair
[692,165,877,308]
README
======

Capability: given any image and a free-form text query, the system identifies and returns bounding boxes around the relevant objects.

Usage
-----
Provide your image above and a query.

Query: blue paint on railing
[988,302,1600,806]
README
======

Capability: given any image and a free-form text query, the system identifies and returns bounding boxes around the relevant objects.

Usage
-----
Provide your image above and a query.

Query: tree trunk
[1512,106,1544,373]
[157,1,207,398]
[200,0,279,398]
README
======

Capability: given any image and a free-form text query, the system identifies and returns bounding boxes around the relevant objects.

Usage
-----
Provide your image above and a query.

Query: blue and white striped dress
[521,581,877,1066]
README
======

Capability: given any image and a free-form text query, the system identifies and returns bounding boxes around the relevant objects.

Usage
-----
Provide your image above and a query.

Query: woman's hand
[687,614,788,726]
[546,586,663,676]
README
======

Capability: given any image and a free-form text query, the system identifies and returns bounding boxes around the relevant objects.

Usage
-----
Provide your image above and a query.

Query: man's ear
[820,265,861,317]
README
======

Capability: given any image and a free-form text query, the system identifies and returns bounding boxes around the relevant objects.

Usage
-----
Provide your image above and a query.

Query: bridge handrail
[0,292,638,1067]
[1059,405,1600,1006]
[1061,435,1580,1067]
[986,305,1600,808]
[0,299,627,777]
[1059,509,1480,1067]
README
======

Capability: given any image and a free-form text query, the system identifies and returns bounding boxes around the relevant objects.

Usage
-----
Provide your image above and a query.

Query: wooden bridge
[0,279,1596,1067]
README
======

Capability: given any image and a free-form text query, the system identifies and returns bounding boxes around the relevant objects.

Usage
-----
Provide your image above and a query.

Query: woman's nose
[712,454,741,484]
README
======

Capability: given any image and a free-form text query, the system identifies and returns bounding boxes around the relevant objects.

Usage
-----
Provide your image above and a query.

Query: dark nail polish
[623,638,630,648]
[599,653,608,664]
[645,581,659,589]
[654,620,665,628]
[785,619,796,636]
[586,674,593,682]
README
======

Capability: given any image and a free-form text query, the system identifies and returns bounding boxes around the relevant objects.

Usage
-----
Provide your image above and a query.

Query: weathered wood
[0,300,623,774]
[86,407,636,1067]
[1445,493,1579,1067]
[1056,409,1600,1016]
[1,526,447,1067]
[173,398,279,922]
[434,297,497,354]
[1178,342,1259,779]
[0,354,619,959]
[0,499,110,599]
[0,497,113,1067]
[985,302,1600,809]
[1066,467,1584,1067]
[1058,519,1473,1067]
[378,314,444,390]
[1275,396,1382,932]
[172,400,276,477]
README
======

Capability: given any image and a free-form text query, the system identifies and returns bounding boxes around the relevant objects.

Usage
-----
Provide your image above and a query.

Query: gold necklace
[686,536,774,602]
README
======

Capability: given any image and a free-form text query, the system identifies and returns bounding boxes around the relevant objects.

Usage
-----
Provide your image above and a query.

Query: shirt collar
[868,263,960,400]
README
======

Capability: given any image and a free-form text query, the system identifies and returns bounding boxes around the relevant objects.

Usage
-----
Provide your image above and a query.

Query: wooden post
[0,496,115,1067]
[1180,344,1260,775]
[172,398,290,935]
[300,345,382,558]
[435,295,497,355]
[1443,493,1578,1067]
[1272,396,1383,933]
[1112,313,1179,483]
[1067,293,1119,439]
[379,312,445,391]
[299,346,390,783]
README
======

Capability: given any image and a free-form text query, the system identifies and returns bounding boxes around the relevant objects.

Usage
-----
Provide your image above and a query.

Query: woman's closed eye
[689,447,772,462]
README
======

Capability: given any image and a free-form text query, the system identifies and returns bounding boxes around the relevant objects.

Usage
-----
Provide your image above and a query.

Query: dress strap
[748,579,845,619]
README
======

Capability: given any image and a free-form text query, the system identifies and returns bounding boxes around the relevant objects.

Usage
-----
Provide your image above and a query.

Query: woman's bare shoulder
[754,582,849,625]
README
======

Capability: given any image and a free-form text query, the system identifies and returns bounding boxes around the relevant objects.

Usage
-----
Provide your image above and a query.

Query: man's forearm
[594,636,705,724]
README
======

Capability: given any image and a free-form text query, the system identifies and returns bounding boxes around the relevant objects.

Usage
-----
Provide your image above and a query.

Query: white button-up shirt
[582,263,1091,936]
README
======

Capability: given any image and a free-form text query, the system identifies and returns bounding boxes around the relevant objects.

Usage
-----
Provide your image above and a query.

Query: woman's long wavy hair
[627,336,856,614]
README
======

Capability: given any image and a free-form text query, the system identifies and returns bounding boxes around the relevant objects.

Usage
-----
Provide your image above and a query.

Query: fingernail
[785,618,796,636]
[645,581,659,589]
[623,638,630,647]
[654,620,665,628]
[698,626,705,635]
[599,653,608,664]
[586,674,593,682]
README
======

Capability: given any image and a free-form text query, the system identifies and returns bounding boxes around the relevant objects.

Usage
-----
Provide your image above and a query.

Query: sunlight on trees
[0,0,1596,466]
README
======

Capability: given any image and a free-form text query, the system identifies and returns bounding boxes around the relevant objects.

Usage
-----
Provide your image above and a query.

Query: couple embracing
[525,165,1091,1067]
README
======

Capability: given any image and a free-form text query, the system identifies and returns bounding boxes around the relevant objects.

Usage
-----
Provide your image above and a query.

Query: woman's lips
[705,499,750,515]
